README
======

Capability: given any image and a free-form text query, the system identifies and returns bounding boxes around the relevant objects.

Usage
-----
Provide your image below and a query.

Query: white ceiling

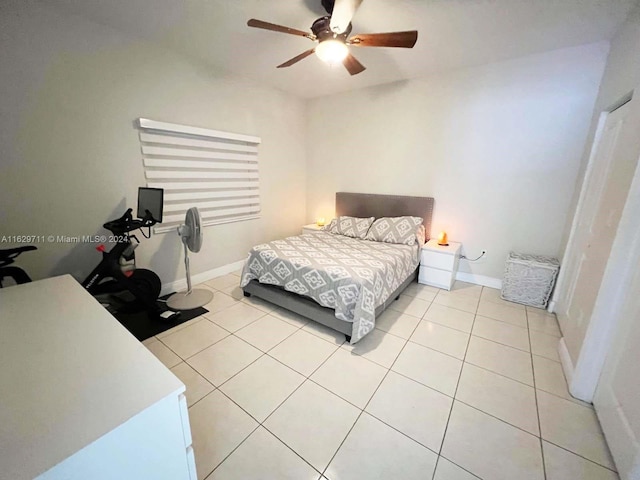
[45,0,637,98]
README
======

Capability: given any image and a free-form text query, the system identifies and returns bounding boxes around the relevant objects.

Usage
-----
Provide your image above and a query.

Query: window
[138,118,261,233]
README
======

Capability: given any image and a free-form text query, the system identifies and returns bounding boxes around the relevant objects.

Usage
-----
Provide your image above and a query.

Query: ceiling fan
[247,0,418,76]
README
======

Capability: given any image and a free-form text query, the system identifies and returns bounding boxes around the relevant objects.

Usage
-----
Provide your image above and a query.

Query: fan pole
[183,237,192,295]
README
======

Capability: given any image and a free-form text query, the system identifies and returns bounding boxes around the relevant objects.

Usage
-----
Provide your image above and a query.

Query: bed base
[242,268,418,343]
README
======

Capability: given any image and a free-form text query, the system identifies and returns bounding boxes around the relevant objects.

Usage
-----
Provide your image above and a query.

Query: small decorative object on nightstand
[302,223,324,234]
[419,239,462,290]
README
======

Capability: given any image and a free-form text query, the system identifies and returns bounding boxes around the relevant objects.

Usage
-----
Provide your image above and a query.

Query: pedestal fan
[167,207,214,310]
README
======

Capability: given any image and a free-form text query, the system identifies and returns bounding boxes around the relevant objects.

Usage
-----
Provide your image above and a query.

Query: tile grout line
[417,318,473,335]
[199,321,345,479]
[430,286,482,480]
[256,340,352,477]
[449,398,543,439]
[201,421,262,480]
[389,369,458,399]
[526,307,548,480]
[403,338,469,362]
[542,439,620,474]
[170,362,217,398]
[158,309,262,364]
[192,287,450,475]
[384,358,596,439]
[430,301,478,316]
[319,296,432,478]
[388,288,539,479]
[436,454,483,480]
[185,284,557,479]
[368,345,560,438]
[473,312,528,329]
[462,357,535,388]
[153,289,564,406]
[179,282,562,479]
[211,322,309,392]
[154,284,261,348]
[184,313,310,410]
[462,332,531,355]
[159,281,325,478]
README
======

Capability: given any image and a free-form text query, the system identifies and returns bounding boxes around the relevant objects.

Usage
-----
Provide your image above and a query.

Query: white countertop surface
[0,275,184,480]
[423,239,462,254]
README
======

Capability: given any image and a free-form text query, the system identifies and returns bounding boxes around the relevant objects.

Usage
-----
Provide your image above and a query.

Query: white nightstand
[419,239,462,290]
[302,223,324,234]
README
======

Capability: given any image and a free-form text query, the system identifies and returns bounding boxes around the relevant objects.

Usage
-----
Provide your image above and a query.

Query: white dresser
[419,240,462,290]
[0,275,196,480]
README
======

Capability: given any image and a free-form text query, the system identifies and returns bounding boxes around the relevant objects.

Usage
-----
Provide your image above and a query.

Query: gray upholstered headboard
[335,192,435,240]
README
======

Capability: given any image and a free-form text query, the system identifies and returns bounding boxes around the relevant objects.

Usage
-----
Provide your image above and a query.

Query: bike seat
[0,245,37,257]
[0,246,37,267]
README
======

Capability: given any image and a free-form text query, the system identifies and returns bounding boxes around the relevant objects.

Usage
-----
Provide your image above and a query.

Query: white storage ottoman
[501,252,560,308]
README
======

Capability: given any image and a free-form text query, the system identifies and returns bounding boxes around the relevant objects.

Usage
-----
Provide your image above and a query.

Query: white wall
[305,43,608,280]
[0,1,306,284]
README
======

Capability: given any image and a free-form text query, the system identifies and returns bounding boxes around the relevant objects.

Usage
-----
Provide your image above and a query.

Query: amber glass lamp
[316,217,326,226]
[437,231,449,246]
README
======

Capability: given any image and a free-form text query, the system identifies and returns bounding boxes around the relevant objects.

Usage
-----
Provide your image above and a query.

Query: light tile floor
[144,272,618,480]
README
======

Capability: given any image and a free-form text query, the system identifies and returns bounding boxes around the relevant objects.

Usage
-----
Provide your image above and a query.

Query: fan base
[167,289,214,311]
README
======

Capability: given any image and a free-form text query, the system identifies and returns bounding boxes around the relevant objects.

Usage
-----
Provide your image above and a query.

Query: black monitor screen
[137,187,164,222]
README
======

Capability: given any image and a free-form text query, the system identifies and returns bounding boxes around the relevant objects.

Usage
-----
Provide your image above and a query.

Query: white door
[594,256,640,480]
[559,99,640,363]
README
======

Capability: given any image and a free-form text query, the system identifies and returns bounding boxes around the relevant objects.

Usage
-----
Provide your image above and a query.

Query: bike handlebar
[103,208,158,234]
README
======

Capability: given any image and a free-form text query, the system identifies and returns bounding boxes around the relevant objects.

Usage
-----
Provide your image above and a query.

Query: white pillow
[364,216,424,246]
[328,216,375,239]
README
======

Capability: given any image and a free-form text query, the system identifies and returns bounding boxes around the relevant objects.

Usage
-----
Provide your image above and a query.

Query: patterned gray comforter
[240,232,420,343]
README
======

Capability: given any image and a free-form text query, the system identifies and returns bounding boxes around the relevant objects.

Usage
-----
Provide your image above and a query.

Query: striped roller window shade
[137,118,262,233]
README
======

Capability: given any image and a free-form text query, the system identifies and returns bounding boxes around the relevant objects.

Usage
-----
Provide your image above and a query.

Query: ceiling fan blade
[247,19,314,39]
[330,0,364,33]
[348,31,418,48]
[277,48,316,68]
[343,53,366,76]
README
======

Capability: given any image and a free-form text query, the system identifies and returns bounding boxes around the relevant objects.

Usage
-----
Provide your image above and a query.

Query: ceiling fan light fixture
[315,39,349,64]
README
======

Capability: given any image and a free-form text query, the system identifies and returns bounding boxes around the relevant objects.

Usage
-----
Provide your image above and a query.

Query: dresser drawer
[419,266,455,290]
[420,250,457,271]
[186,446,197,480]
[178,393,192,448]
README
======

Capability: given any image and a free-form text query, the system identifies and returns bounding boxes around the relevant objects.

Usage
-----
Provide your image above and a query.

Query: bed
[241,192,434,343]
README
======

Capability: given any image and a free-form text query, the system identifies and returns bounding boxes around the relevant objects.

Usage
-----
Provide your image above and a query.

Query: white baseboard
[547,299,557,313]
[160,259,246,296]
[455,271,502,290]
[558,337,574,387]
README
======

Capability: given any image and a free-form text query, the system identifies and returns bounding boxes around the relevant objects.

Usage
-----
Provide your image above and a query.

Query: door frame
[552,89,640,402]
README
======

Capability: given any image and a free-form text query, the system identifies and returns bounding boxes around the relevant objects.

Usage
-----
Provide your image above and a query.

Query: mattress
[240,231,420,343]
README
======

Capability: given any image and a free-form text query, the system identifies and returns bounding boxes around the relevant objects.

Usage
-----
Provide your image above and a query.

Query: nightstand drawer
[420,250,457,270]
[419,266,455,290]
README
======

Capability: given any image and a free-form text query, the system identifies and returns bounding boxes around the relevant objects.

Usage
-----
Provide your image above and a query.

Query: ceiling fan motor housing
[311,16,352,41]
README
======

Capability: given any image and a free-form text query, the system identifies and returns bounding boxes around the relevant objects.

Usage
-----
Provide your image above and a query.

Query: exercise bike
[0,246,37,287]
[81,188,179,321]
